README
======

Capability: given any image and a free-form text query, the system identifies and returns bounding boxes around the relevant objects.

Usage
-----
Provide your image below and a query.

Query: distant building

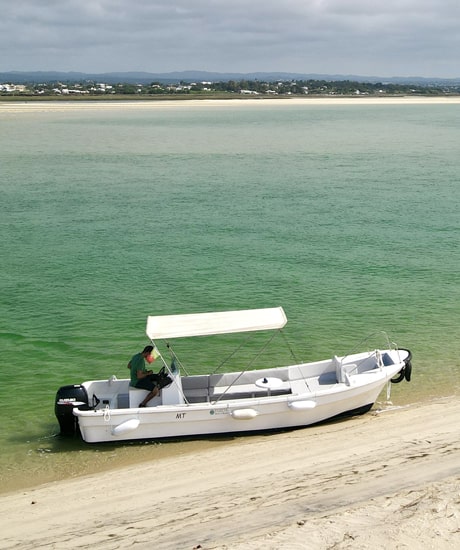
[0,83,27,92]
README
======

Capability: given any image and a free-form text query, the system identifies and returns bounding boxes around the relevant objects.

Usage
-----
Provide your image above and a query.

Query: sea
[1,99,459,495]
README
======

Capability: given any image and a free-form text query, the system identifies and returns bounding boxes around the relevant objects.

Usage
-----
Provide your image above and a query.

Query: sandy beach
[1,396,458,549]
[1,95,460,114]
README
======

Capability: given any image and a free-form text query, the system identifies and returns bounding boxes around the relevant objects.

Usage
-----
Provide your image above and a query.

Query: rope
[212,331,256,374]
[212,330,279,404]
[279,329,301,364]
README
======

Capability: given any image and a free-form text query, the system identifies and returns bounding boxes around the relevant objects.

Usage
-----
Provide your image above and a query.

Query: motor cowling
[55,384,90,436]
[390,349,413,384]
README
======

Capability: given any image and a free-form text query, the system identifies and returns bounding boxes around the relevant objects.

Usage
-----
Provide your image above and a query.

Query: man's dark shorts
[135,375,159,392]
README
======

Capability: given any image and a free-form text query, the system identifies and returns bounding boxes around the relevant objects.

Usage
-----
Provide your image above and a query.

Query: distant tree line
[1,78,459,97]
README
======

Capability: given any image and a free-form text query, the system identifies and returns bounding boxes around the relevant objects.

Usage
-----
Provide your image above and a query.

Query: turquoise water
[1,100,459,494]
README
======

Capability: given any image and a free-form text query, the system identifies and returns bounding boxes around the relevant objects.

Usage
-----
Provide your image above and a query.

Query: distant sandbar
[1,95,460,113]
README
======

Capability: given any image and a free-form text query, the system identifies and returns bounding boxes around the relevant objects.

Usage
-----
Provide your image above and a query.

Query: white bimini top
[146,307,287,339]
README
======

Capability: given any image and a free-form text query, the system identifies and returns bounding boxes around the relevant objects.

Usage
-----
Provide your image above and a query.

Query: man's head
[142,345,154,363]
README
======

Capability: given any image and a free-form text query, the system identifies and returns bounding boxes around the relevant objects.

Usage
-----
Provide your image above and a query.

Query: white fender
[112,418,140,435]
[288,400,316,410]
[231,408,259,420]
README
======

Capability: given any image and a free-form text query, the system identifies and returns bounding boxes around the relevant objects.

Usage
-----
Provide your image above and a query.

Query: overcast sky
[1,0,459,78]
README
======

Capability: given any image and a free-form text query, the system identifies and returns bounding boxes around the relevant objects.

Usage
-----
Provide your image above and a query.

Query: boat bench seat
[183,388,210,403]
[129,386,161,407]
[181,371,291,402]
[181,375,210,403]
[209,370,289,386]
[207,369,291,400]
[210,381,291,400]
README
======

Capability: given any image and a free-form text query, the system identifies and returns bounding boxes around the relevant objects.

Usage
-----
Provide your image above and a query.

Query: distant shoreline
[2,95,460,111]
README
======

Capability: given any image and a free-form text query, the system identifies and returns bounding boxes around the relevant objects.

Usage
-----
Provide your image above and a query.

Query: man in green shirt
[128,345,159,407]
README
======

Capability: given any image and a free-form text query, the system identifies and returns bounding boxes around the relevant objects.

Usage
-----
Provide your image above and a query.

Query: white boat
[54,307,412,443]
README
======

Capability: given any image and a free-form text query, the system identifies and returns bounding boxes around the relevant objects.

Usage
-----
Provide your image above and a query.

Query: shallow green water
[1,101,459,494]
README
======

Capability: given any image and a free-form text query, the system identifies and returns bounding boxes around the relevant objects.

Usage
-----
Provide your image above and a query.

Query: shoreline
[2,95,460,112]
[2,396,459,549]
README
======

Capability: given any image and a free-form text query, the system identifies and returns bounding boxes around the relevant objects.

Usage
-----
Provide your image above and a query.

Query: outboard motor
[55,384,90,436]
[390,349,413,384]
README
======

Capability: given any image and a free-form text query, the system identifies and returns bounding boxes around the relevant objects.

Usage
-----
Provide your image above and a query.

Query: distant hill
[1,70,459,86]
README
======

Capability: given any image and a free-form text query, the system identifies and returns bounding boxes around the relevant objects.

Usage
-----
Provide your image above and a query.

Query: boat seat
[333,356,357,386]
[290,379,310,395]
[161,374,185,405]
[210,381,291,400]
[183,388,210,403]
[128,386,161,407]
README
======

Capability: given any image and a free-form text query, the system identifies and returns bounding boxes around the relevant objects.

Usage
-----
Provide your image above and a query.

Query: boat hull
[74,373,394,443]
[61,346,412,443]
